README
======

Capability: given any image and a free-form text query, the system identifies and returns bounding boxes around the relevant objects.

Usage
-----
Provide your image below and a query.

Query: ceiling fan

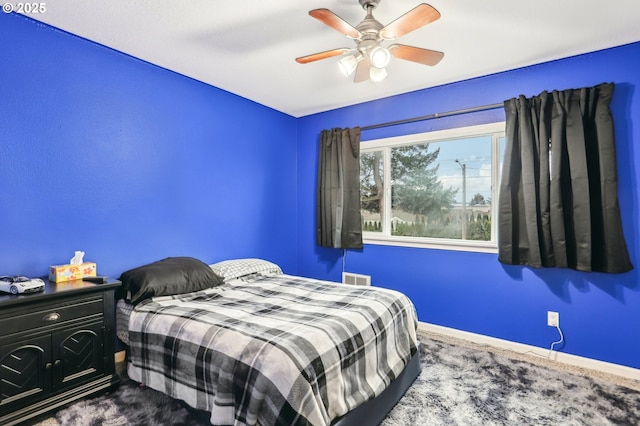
[296,0,444,83]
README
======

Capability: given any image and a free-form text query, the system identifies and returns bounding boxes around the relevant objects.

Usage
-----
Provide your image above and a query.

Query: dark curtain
[316,127,363,249]
[498,83,632,273]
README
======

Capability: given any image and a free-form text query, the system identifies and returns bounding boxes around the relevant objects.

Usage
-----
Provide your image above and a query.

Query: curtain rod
[360,102,504,131]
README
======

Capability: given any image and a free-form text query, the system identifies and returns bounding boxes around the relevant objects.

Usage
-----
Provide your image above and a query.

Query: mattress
[116,298,133,346]
[125,272,418,426]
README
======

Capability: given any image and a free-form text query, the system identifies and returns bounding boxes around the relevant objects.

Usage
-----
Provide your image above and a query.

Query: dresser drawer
[0,297,103,337]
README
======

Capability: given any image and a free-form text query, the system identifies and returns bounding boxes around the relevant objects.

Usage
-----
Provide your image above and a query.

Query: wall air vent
[342,272,371,286]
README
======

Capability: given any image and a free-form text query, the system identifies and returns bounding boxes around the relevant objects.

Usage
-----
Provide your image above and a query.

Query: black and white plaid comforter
[127,273,418,426]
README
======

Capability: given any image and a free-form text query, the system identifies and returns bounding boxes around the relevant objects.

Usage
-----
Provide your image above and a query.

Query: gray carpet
[27,332,640,426]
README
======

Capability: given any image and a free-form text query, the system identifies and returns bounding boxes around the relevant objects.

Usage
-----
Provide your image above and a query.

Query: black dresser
[0,278,121,425]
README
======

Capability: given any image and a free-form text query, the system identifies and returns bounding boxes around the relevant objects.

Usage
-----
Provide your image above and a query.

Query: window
[360,122,505,252]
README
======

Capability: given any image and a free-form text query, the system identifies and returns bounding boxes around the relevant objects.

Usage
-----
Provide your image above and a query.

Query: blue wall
[296,43,640,370]
[0,14,298,276]
[2,12,639,371]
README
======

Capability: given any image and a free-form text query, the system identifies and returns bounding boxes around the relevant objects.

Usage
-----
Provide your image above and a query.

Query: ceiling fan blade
[389,44,444,66]
[380,4,441,40]
[296,48,351,64]
[353,57,371,83]
[309,9,361,39]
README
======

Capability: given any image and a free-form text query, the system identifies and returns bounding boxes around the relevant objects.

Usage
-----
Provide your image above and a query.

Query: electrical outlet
[547,311,559,327]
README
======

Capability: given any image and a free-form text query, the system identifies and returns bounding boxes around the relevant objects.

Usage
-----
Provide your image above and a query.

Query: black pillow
[119,257,223,305]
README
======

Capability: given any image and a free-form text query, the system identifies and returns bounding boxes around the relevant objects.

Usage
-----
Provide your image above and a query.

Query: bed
[116,257,420,426]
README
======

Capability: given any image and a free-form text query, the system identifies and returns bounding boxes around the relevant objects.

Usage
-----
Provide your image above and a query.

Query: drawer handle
[42,312,61,323]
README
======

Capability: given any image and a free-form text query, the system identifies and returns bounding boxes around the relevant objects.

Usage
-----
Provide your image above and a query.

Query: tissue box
[49,262,97,283]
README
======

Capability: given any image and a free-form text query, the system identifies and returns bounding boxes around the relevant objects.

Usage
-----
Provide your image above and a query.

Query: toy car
[0,275,45,295]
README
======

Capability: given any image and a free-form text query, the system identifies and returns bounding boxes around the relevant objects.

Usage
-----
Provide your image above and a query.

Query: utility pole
[455,159,467,239]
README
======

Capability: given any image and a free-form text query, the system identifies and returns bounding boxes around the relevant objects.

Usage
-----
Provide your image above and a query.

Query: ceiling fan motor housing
[356,17,383,39]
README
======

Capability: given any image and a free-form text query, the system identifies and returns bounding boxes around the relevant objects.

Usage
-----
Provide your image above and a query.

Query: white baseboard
[418,321,640,383]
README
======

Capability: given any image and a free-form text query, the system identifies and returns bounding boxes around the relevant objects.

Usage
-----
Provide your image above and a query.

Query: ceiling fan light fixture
[369,45,391,68]
[338,52,362,77]
[369,66,388,82]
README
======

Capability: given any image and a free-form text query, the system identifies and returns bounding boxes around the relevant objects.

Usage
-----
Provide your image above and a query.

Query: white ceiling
[16,0,640,117]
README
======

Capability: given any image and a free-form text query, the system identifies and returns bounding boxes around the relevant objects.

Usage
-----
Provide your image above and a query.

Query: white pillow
[209,258,282,281]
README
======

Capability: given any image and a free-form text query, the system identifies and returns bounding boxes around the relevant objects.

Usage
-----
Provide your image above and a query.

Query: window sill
[362,235,498,254]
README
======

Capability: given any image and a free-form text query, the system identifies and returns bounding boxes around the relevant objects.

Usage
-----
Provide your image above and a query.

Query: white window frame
[360,122,505,253]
